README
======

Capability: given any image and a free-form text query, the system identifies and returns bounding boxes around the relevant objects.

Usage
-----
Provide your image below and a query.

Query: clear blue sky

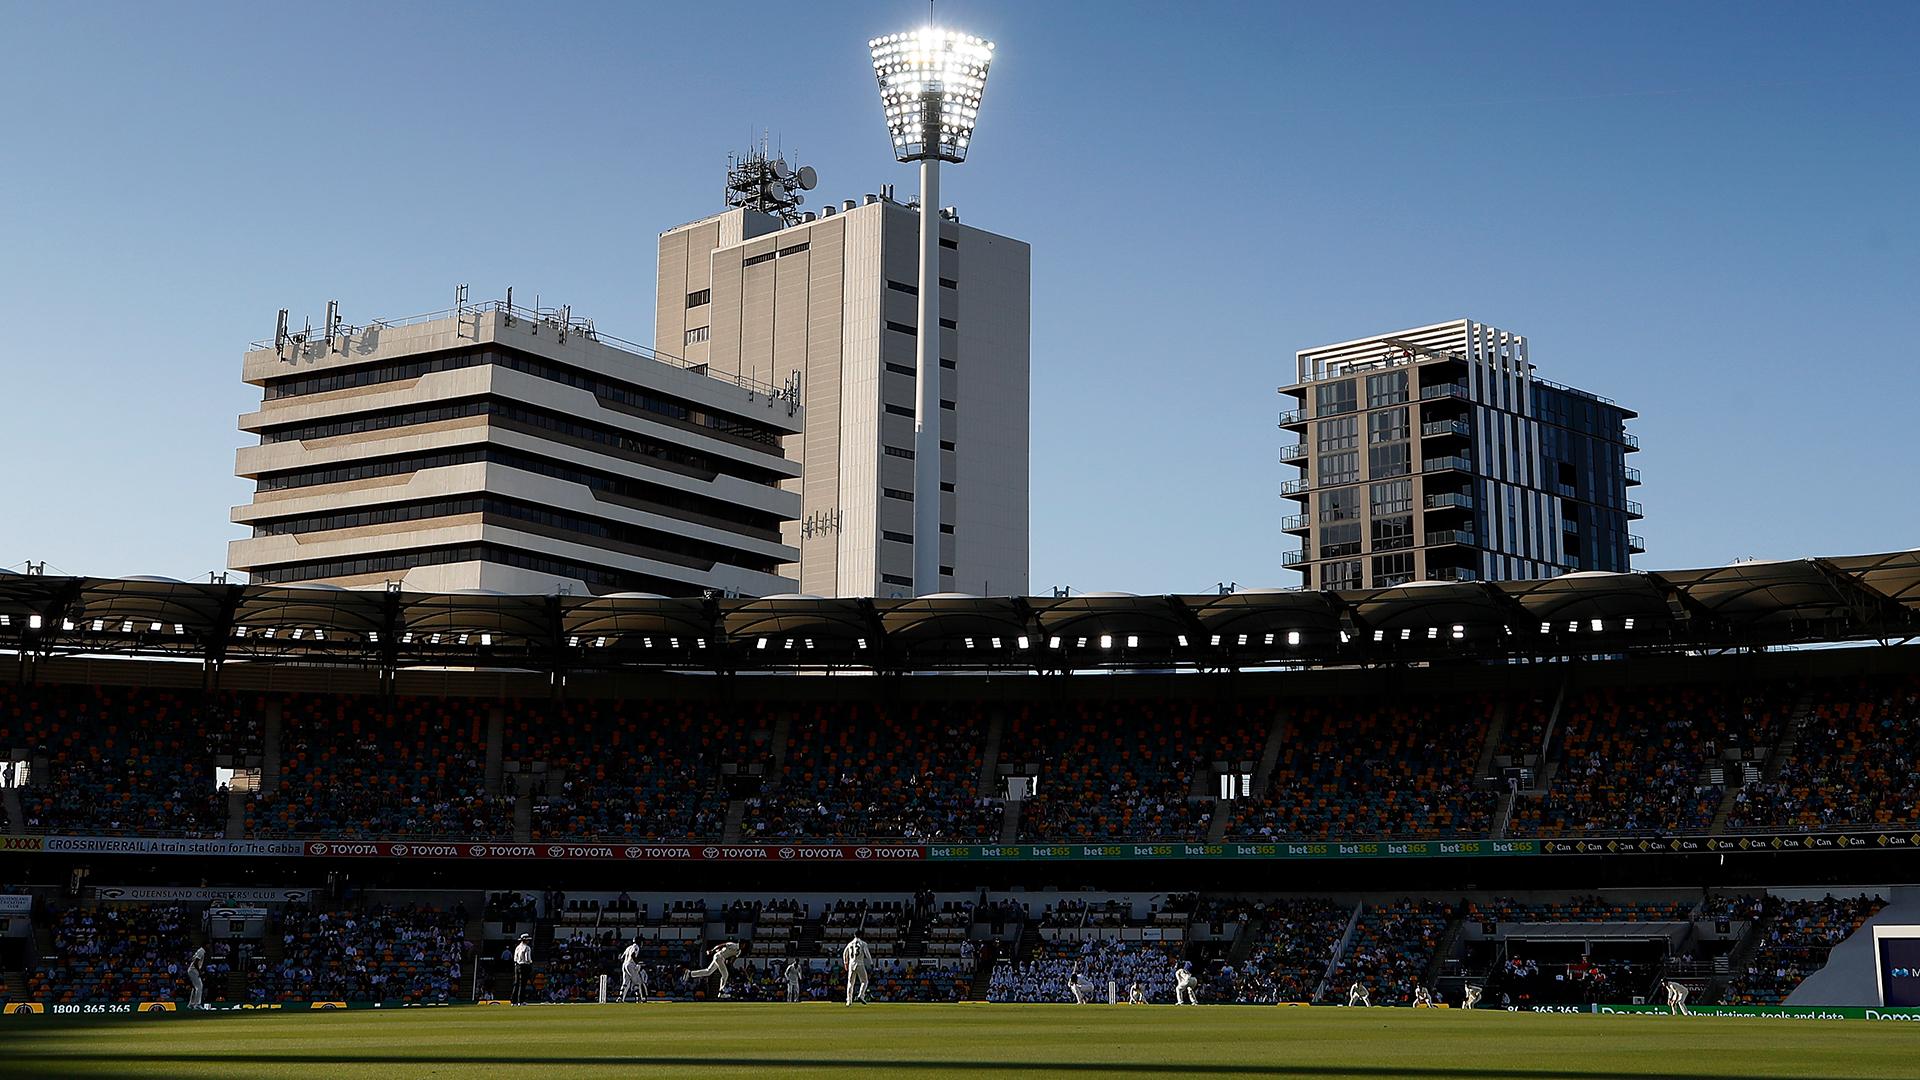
[1,0,1914,593]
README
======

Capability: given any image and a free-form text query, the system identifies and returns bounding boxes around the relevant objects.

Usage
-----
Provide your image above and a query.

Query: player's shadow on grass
[0,1056,1883,1080]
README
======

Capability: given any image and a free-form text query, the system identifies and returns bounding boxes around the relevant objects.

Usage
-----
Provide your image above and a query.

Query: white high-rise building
[230,303,804,596]
[655,195,1030,597]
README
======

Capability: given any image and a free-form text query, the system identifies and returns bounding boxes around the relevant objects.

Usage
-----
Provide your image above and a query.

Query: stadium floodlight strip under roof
[869,27,994,163]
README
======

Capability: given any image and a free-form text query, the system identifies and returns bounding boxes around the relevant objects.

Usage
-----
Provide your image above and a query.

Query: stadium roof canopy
[1,550,1916,675]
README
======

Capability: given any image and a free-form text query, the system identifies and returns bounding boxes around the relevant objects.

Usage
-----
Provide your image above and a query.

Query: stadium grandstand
[2,550,1919,1012]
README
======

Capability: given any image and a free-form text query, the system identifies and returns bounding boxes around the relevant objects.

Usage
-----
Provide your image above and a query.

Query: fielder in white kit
[842,934,874,1006]
[784,958,804,1002]
[187,946,207,1009]
[684,940,742,998]
[1173,962,1201,1005]
[618,939,649,1002]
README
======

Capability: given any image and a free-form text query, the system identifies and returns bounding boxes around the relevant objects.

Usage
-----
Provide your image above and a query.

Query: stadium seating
[254,903,468,1003]
[1727,894,1885,1005]
[1329,899,1453,1005]
[1233,696,1498,840]
[1004,698,1264,840]
[27,904,218,1005]
[1224,897,1352,1003]
[1727,677,1920,832]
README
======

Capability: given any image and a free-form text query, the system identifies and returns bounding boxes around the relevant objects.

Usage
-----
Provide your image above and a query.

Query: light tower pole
[868,27,994,596]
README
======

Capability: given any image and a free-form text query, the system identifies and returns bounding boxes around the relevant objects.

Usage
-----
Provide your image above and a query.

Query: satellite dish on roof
[771,159,792,180]
[796,165,818,190]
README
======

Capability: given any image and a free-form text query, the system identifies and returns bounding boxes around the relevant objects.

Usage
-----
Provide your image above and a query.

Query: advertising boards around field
[41,836,305,857]
[3,1002,44,1014]
[1872,925,1920,1007]
[94,886,314,905]
[1594,1004,1920,1020]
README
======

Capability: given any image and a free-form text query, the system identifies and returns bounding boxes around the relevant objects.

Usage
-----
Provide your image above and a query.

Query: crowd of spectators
[1005,699,1264,841]
[1328,899,1453,1005]
[1233,695,1498,840]
[249,696,508,838]
[1728,678,1920,833]
[1226,898,1352,1003]
[988,938,1184,1003]
[254,903,468,1003]
[1727,894,1884,1004]
[746,702,1000,842]
[521,699,754,841]
[27,905,221,1005]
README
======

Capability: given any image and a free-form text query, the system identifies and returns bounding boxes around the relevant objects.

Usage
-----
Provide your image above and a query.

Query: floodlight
[868,28,995,164]
[867,26,996,595]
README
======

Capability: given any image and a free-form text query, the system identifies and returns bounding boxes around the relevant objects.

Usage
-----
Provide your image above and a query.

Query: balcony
[1624,465,1642,486]
[1278,408,1307,428]
[1425,529,1477,547]
[1280,444,1307,462]
[1280,478,1310,497]
[1419,383,1471,402]
[1628,534,1647,554]
[1427,567,1480,583]
[1282,513,1310,532]
[1623,432,1641,452]
[1282,549,1305,567]
[1421,419,1470,439]
[1425,492,1474,512]
[1627,500,1645,519]
[1422,455,1473,474]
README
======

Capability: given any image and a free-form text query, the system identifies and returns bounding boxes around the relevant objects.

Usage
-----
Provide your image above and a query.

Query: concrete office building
[230,303,804,596]
[1280,319,1642,590]
[655,193,1030,598]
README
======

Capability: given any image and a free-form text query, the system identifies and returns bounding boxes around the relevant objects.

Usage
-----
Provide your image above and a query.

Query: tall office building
[1279,319,1642,589]
[230,303,804,596]
[655,193,1030,597]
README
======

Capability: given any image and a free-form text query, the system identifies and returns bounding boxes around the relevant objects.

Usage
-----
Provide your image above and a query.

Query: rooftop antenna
[273,309,290,359]
[725,140,818,225]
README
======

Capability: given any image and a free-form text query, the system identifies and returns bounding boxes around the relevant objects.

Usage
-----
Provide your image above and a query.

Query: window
[882,573,913,586]
[1317,415,1358,452]
[885,404,915,417]
[883,531,913,544]
[939,237,958,250]
[1370,481,1412,516]
[940,481,955,492]
[1317,452,1358,486]
[883,488,913,501]
[684,326,709,346]
[885,363,916,377]
[939,523,955,534]
[1368,442,1409,478]
[214,765,262,793]
[940,400,955,410]
[1315,380,1357,416]
[1368,407,1408,444]
[939,440,955,451]
[742,251,776,267]
[886,321,916,335]
[1318,487,1360,523]
[939,277,958,290]
[778,242,809,257]
[1321,560,1362,590]
[940,358,956,369]
[1371,515,1413,552]
[1366,371,1409,407]
[939,565,954,575]
[884,446,914,459]
[685,288,710,308]
[1320,522,1362,559]
[1372,553,1415,586]
[887,280,918,295]
[0,760,27,788]
[938,317,957,329]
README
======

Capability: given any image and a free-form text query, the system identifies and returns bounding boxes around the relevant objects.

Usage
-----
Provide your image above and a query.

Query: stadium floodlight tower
[868,26,995,596]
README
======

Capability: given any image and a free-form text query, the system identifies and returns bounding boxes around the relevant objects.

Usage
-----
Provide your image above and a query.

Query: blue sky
[0,1,1914,593]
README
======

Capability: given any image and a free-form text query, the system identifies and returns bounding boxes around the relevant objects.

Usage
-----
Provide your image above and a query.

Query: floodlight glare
[866,25,997,596]
[868,28,995,163]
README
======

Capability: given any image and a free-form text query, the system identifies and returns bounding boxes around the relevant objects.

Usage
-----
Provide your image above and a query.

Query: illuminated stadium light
[1126,635,1139,648]
[756,637,768,650]
[1451,624,1465,639]
[867,25,995,595]
[480,633,491,646]
[27,614,40,630]
[1048,636,1062,649]
[1623,618,1636,630]
[1264,633,1275,645]
[868,27,994,164]
[1427,627,1439,640]
[1176,634,1188,647]
[1099,635,1113,650]
[1210,634,1221,646]
[1016,636,1030,649]
[1286,630,1301,646]
[1591,618,1605,632]
[856,638,868,649]
[965,637,975,649]
[991,637,1002,649]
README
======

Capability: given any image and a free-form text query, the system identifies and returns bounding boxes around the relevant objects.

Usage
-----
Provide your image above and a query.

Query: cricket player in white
[618,940,648,1002]
[1068,964,1090,1005]
[1461,984,1483,1010]
[1347,981,1371,1007]
[685,940,742,998]
[1173,962,1201,1005]
[1662,979,1691,1016]
[783,958,804,1002]
[187,946,207,1009]
[1411,981,1434,1008]
[1127,981,1148,1005]
[841,934,874,1006]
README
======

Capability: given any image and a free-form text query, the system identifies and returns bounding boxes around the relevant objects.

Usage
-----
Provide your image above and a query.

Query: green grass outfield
[0,1003,1913,1080]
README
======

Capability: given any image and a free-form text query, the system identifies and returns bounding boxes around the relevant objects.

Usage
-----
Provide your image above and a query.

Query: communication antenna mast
[724,140,818,225]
